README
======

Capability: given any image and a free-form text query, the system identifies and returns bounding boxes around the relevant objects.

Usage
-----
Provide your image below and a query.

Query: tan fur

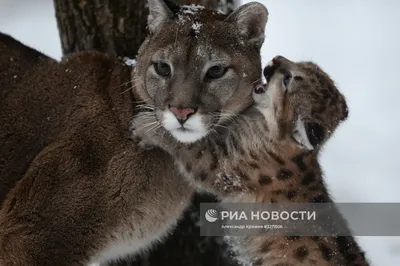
[0,32,193,265]
[0,0,269,264]
[133,56,369,266]
[133,1,268,143]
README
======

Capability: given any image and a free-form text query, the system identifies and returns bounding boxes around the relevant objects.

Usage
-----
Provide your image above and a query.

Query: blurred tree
[53,0,239,265]
[54,0,238,58]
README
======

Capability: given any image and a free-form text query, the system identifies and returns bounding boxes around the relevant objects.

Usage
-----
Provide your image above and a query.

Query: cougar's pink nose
[169,106,197,125]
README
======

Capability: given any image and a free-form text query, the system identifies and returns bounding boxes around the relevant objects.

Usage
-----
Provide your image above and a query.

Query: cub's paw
[131,127,157,150]
[130,128,141,143]
[137,139,158,151]
[130,113,159,141]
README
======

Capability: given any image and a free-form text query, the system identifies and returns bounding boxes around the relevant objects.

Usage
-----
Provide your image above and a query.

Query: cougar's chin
[170,129,208,143]
[161,110,209,143]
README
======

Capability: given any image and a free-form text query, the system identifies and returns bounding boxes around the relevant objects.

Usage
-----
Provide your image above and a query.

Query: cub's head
[253,56,349,151]
[134,0,268,143]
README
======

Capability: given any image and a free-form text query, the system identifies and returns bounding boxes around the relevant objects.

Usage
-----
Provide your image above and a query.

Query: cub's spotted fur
[133,56,369,266]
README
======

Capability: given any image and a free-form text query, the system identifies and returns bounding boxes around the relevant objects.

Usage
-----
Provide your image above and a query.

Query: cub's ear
[340,98,349,121]
[226,2,269,47]
[147,0,178,33]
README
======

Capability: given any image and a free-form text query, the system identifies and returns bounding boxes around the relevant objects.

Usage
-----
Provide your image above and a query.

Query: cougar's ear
[226,2,269,47]
[147,0,178,33]
[292,116,316,151]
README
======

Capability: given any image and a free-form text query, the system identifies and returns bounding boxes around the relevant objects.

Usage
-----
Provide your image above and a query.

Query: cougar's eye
[154,62,171,77]
[206,65,227,79]
[283,73,292,88]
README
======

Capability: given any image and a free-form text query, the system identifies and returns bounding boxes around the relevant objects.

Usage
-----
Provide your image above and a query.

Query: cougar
[0,0,268,265]
[132,56,369,265]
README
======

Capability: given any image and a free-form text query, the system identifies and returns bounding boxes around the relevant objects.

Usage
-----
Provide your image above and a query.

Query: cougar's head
[134,0,268,143]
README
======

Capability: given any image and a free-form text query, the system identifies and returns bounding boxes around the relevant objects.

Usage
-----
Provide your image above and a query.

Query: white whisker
[141,121,159,130]
[145,122,162,134]
[119,84,138,94]
[113,80,133,89]
[136,104,156,111]
[252,78,262,84]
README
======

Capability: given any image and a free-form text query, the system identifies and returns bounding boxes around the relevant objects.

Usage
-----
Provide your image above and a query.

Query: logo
[205,209,218,222]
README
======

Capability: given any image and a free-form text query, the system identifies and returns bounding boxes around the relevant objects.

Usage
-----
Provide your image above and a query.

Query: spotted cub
[132,56,369,266]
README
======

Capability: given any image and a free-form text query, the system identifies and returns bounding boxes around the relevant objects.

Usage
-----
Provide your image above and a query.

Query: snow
[179,4,205,23]
[181,4,205,15]
[1,0,400,265]
[192,22,202,35]
[0,0,61,59]
[123,57,136,67]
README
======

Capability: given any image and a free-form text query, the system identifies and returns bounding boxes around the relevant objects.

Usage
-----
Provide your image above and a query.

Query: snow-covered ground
[1,0,399,265]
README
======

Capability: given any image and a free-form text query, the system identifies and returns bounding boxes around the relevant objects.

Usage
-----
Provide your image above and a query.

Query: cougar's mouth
[160,107,238,143]
[161,109,209,143]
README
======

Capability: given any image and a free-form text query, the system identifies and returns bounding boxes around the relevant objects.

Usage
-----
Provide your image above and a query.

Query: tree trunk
[54,0,146,58]
[54,0,238,58]
[54,0,239,265]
